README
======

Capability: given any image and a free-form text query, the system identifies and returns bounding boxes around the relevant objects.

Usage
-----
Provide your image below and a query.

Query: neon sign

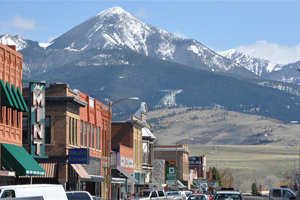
[29,81,47,158]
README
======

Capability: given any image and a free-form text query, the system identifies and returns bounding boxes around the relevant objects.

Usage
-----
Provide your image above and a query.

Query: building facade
[22,82,110,199]
[154,145,191,190]
[0,43,43,185]
[111,102,156,195]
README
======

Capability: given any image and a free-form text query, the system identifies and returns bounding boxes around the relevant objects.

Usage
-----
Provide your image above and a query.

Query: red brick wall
[111,123,133,149]
[0,43,23,146]
[119,144,134,173]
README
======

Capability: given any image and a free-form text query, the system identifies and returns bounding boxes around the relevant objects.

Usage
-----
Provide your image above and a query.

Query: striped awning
[19,161,57,178]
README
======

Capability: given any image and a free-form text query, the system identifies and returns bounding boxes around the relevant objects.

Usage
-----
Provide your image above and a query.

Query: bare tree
[265,175,280,190]
[220,168,234,187]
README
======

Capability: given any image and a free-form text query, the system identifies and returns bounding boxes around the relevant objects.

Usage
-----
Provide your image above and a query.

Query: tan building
[154,144,191,190]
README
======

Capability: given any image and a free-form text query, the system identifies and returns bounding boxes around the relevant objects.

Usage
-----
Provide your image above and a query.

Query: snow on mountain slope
[0,34,28,51]
[48,7,256,78]
[218,49,283,76]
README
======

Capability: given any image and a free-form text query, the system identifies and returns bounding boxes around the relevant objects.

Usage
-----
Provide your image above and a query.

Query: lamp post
[175,138,194,191]
[106,97,139,200]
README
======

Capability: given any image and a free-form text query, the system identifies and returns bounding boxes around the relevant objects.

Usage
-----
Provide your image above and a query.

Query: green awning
[0,80,14,108]
[11,84,24,111]
[16,86,29,112]
[1,143,45,176]
[5,81,19,110]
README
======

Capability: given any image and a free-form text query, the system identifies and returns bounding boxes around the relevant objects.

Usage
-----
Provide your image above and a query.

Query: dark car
[213,191,244,200]
[66,191,93,200]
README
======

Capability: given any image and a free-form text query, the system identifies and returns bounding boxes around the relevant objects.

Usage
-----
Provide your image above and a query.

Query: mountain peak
[96,6,127,17]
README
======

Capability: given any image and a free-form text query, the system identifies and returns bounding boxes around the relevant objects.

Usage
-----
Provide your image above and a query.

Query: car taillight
[209,197,213,200]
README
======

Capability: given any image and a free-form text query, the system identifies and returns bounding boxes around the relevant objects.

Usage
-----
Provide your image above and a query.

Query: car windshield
[184,192,193,197]
[166,192,180,195]
[215,194,242,200]
[188,195,207,200]
[138,191,151,197]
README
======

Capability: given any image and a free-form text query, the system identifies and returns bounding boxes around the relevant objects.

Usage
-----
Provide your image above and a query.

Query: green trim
[17,86,29,112]
[0,80,14,107]
[1,143,45,176]
[6,81,19,110]
[11,84,24,112]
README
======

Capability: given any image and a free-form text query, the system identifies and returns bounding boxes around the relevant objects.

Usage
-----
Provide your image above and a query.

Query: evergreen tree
[212,167,222,186]
[251,183,259,195]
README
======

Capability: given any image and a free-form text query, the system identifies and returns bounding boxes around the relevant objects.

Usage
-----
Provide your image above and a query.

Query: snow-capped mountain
[218,49,283,76]
[1,6,300,122]
[218,49,300,85]
[0,34,30,51]
[47,7,256,78]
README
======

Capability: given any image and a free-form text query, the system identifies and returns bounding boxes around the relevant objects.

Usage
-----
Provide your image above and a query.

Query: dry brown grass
[189,144,300,181]
[148,108,300,189]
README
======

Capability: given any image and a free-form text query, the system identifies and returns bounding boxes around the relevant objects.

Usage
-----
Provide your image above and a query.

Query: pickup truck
[128,189,185,200]
[269,188,295,200]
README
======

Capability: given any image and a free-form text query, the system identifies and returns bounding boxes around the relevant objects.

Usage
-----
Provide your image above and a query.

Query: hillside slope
[148,107,300,146]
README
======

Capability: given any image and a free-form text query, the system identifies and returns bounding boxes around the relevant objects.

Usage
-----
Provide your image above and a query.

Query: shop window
[69,117,72,145]
[89,123,91,148]
[22,116,28,144]
[85,122,87,147]
[98,127,101,150]
[92,124,94,149]
[96,126,98,150]
[74,119,77,146]
[81,120,83,146]
[45,116,51,144]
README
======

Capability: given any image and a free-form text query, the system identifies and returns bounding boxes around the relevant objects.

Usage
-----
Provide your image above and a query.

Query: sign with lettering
[189,156,203,166]
[121,156,133,168]
[166,166,176,186]
[29,80,47,158]
[68,149,90,164]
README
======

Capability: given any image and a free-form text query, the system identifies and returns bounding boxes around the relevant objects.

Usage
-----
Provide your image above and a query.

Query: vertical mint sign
[26,80,48,158]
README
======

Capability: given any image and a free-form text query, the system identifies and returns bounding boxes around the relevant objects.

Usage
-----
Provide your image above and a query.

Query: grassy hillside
[189,145,299,192]
[148,107,300,146]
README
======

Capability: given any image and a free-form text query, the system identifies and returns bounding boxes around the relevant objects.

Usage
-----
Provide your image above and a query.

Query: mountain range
[1,6,300,123]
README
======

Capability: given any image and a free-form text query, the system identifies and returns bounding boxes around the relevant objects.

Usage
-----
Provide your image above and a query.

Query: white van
[0,184,67,200]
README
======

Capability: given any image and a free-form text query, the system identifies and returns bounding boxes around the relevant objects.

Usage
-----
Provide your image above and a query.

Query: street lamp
[106,97,139,200]
[175,138,194,191]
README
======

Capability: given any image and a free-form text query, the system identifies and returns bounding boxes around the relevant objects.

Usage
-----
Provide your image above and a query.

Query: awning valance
[1,143,45,176]
[111,166,138,182]
[19,161,57,178]
[0,80,28,112]
[70,164,91,180]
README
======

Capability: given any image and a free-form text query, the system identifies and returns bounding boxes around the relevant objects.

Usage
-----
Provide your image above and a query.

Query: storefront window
[22,116,28,144]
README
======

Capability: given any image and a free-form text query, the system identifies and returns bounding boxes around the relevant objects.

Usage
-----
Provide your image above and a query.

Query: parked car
[213,191,244,200]
[179,191,194,200]
[202,192,213,200]
[129,189,185,200]
[66,191,93,200]
[0,184,67,200]
[269,188,295,200]
[188,194,209,200]
[165,191,186,200]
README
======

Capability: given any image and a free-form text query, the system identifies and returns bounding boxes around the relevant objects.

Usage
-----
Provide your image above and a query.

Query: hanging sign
[25,80,48,158]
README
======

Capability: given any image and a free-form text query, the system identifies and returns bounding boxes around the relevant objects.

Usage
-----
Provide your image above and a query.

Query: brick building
[0,43,44,185]
[22,82,110,199]
[111,102,156,196]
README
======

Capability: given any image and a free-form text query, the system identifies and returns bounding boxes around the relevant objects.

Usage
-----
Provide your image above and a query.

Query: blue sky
[1,1,300,65]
